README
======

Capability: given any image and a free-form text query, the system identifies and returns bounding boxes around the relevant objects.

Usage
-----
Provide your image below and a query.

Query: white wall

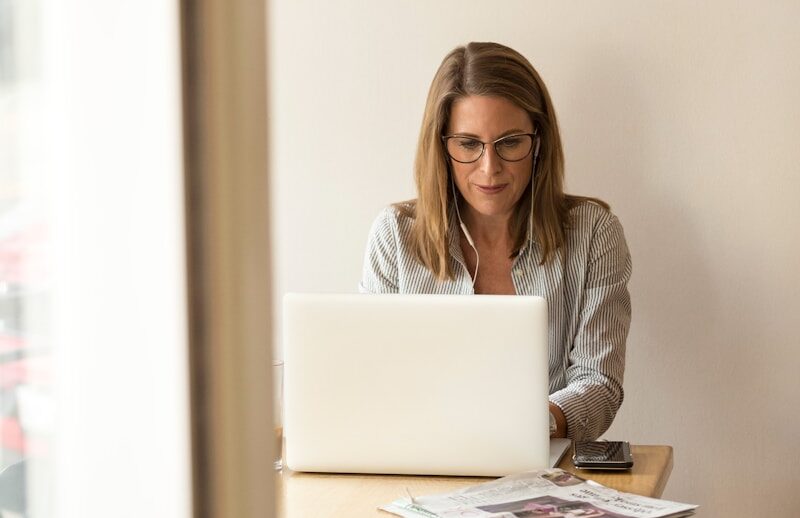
[269,1,800,515]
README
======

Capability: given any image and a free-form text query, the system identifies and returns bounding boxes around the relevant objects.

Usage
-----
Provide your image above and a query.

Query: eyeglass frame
[440,131,539,164]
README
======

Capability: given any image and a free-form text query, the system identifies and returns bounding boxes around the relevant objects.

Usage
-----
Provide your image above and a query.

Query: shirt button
[514,270,523,278]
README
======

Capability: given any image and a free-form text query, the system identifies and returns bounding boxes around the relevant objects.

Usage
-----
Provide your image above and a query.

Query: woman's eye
[456,138,481,149]
[499,137,522,148]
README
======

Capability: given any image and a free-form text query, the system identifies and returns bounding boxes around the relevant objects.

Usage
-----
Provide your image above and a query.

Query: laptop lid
[283,293,552,477]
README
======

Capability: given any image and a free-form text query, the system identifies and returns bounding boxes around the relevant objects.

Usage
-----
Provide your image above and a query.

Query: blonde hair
[398,41,607,280]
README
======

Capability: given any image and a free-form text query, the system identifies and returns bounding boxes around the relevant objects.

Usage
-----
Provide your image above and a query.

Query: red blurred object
[1,417,25,452]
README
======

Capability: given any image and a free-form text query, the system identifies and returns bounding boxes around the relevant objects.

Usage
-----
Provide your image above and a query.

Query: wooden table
[276,445,673,517]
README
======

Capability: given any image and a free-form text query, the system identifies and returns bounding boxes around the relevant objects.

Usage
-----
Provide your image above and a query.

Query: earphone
[452,132,541,289]
[451,177,479,287]
[527,134,541,253]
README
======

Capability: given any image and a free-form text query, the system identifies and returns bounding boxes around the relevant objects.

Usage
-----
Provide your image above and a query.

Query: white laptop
[282,293,571,477]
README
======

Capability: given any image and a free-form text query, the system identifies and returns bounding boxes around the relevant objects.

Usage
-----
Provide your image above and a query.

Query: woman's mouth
[475,184,507,194]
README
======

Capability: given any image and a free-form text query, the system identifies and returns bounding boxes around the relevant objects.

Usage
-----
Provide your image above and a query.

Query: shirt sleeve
[358,207,401,294]
[549,214,632,441]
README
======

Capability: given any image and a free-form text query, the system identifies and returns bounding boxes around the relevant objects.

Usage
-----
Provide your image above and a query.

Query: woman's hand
[549,402,568,438]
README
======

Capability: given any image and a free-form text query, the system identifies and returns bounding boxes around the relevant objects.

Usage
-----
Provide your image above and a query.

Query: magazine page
[380,469,697,518]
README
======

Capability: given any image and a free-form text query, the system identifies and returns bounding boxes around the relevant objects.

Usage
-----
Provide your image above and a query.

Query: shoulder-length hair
[398,41,607,280]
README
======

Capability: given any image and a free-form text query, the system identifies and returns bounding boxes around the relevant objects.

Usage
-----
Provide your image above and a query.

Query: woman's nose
[479,144,503,175]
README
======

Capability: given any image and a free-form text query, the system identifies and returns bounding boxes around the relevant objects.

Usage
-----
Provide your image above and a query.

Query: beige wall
[269,1,800,515]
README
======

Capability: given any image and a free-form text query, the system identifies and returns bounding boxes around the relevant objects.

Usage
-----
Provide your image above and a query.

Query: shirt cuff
[549,388,591,442]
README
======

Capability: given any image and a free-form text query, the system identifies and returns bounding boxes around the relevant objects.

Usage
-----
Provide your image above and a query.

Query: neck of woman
[460,206,513,251]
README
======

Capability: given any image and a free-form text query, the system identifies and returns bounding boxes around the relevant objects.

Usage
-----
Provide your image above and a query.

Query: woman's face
[446,95,535,224]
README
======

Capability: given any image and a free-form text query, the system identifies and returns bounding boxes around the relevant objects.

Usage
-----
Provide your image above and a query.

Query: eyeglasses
[441,132,537,164]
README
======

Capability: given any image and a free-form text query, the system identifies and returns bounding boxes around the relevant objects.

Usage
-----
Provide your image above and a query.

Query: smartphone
[572,441,633,470]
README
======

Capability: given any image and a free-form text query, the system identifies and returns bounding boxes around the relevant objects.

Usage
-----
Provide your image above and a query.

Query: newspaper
[380,469,697,518]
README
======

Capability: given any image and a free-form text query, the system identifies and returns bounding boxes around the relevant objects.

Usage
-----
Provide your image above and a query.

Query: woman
[359,42,631,442]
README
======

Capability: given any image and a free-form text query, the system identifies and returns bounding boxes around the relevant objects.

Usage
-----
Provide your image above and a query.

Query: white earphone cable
[528,134,540,253]
[451,177,479,288]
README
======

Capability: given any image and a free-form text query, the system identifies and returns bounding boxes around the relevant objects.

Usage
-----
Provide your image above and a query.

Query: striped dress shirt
[358,201,632,441]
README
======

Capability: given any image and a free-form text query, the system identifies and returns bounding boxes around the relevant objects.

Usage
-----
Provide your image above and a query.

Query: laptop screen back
[283,293,550,477]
